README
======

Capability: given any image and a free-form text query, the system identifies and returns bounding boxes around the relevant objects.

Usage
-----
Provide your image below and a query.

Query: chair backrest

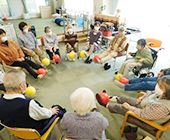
[0,122,41,140]
[124,43,129,52]
[146,38,162,48]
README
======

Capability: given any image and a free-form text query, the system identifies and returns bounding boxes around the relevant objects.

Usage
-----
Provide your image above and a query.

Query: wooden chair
[0,117,59,140]
[113,43,129,71]
[0,57,22,72]
[120,92,170,140]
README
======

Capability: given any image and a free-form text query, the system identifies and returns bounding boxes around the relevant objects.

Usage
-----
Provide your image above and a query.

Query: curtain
[0,0,10,17]
[6,0,15,16]
[112,0,119,14]
[22,0,29,13]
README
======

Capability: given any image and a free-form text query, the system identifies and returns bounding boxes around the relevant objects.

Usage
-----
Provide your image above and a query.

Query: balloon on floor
[119,77,129,84]
[99,92,109,104]
[42,58,50,66]
[69,51,76,59]
[53,54,60,62]
[79,50,87,58]
[94,55,101,63]
[115,73,123,81]
[25,86,36,96]
[37,68,47,75]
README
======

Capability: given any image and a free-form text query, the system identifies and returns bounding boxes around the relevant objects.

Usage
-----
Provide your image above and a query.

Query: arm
[142,49,153,64]
[129,104,169,120]
[60,112,68,129]
[87,33,90,44]
[54,34,59,47]
[95,33,102,46]
[31,32,38,45]
[118,39,127,52]
[18,37,25,49]
[43,36,51,49]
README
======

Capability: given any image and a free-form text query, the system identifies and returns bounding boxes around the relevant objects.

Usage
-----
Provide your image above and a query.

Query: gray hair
[118,26,126,32]
[137,39,146,47]
[44,26,51,33]
[3,70,26,92]
[70,87,96,116]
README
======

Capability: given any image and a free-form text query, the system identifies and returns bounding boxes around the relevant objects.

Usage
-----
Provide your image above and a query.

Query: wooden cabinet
[39,6,51,18]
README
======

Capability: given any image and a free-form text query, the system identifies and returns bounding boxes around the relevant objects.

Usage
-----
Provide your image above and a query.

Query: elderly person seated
[115,67,170,91]
[96,76,170,125]
[18,22,46,67]
[84,21,102,64]
[0,69,65,135]
[97,26,127,70]
[116,39,153,78]
[0,29,47,79]
[43,26,61,65]
[60,87,109,140]
[65,24,79,61]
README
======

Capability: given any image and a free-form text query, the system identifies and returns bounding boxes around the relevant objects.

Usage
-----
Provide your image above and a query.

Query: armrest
[137,92,146,99]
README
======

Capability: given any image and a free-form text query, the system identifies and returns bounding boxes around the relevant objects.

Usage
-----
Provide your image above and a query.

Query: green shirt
[135,47,153,64]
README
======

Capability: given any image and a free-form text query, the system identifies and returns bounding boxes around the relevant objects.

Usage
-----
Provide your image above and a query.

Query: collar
[1,40,8,46]
[3,93,25,100]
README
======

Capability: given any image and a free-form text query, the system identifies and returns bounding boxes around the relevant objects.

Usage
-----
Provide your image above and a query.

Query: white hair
[70,87,96,116]
[118,26,126,32]
[3,70,26,91]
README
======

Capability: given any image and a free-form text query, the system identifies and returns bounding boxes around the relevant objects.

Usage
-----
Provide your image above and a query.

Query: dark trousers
[46,48,60,60]
[11,59,41,78]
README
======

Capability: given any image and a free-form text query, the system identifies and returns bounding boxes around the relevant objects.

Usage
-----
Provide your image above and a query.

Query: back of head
[137,39,146,47]
[70,87,96,116]
[44,26,51,33]
[3,70,26,92]
[18,22,28,31]
[0,29,6,35]
[118,26,126,32]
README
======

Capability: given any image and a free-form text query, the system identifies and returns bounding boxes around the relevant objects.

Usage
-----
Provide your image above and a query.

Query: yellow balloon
[42,58,50,66]
[69,51,76,59]
[115,73,123,81]
[79,50,87,58]
[25,86,36,96]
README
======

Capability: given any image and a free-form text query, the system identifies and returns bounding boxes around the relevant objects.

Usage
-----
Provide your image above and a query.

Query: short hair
[44,26,51,33]
[70,87,96,116]
[118,26,126,32]
[94,21,101,26]
[158,76,170,100]
[18,22,28,31]
[3,70,26,92]
[0,29,6,35]
[137,39,146,47]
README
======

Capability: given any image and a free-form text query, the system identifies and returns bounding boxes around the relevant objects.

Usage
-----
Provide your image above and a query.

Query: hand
[107,48,111,52]
[128,52,131,55]
[139,58,144,63]
[86,43,90,47]
[27,49,33,55]
[49,48,53,52]
[136,96,143,104]
[36,46,40,51]
[53,47,56,52]
[122,102,131,110]
[157,71,164,79]
[17,58,22,61]
[49,107,59,115]
[21,57,25,61]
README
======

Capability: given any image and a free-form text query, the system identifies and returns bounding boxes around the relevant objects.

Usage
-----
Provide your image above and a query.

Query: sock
[96,94,106,107]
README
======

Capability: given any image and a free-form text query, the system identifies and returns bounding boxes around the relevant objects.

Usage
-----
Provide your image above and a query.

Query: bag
[123,125,138,140]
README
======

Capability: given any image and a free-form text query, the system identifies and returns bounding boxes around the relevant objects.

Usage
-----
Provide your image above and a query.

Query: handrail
[83,14,90,33]
[63,16,70,34]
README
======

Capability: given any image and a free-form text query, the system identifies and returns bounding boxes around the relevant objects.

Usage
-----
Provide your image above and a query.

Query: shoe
[114,80,125,89]
[104,64,111,70]
[115,71,118,74]
[104,63,108,67]
[85,56,90,63]
[37,74,45,80]
[96,94,107,107]
[86,59,92,64]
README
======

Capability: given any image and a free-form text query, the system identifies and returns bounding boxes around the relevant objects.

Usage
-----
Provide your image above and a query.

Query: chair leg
[156,130,162,140]
[113,58,116,71]
[120,120,126,137]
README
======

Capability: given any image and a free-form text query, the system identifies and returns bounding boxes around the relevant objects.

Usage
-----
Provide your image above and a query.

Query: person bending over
[84,21,102,64]
[43,26,61,65]
[0,29,47,79]
[115,67,170,91]
[117,39,153,78]
[60,87,108,140]
[96,76,170,125]
[18,22,46,67]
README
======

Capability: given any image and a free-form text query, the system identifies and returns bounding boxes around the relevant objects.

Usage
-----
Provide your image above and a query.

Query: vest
[110,34,126,50]
[140,94,170,124]
[0,98,46,134]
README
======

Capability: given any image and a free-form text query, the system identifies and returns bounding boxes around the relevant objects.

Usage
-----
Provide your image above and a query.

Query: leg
[28,51,42,65]
[88,45,94,56]
[66,44,72,53]
[35,48,45,60]
[54,49,61,57]
[46,49,53,60]
[125,81,157,91]
[24,59,41,70]
[11,61,38,78]
[118,59,135,74]
[129,77,158,84]
[100,51,109,59]
[101,51,118,64]
[73,43,78,53]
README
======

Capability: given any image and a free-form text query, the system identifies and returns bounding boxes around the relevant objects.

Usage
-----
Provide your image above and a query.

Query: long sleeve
[32,33,38,45]
[18,37,25,49]
[54,35,59,47]
[118,39,127,52]
[129,104,169,120]
[43,36,50,49]
[109,37,116,49]
[96,34,102,45]
[142,49,153,64]
[29,100,52,121]
[11,41,25,58]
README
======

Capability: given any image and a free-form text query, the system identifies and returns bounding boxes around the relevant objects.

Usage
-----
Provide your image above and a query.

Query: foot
[115,71,118,74]
[104,64,111,70]
[58,58,61,64]
[52,59,56,65]
[96,94,107,107]
[102,89,106,93]
[46,69,50,74]
[114,80,125,89]
[85,56,90,63]
[37,74,45,80]
[104,63,108,67]
[109,96,118,102]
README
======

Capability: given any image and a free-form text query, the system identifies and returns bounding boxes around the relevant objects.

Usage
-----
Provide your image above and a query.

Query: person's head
[0,29,7,42]
[18,22,28,33]
[118,26,125,36]
[94,21,100,31]
[3,70,26,94]
[156,76,170,99]
[136,39,146,51]
[44,26,52,35]
[70,87,96,116]
[67,24,74,34]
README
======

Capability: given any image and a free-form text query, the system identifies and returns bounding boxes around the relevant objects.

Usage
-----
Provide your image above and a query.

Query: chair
[0,117,59,140]
[146,38,162,48]
[120,92,170,140]
[64,138,110,140]
[0,57,22,72]
[113,43,129,71]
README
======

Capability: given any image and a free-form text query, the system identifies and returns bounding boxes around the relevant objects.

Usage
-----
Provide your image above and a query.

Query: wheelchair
[132,39,164,78]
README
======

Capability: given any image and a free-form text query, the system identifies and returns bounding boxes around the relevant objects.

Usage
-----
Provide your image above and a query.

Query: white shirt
[3,94,52,120]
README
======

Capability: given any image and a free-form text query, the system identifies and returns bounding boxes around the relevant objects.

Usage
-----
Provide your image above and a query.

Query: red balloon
[37,68,47,75]
[3,17,7,21]
[119,77,129,84]
[99,93,109,104]
[94,55,101,63]
[53,54,60,62]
